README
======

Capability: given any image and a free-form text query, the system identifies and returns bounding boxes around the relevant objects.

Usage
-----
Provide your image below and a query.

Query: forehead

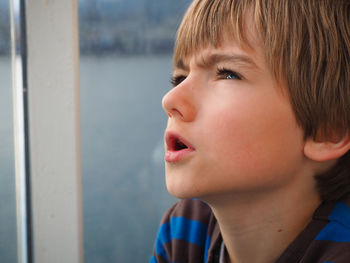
[173,8,262,70]
[174,39,262,72]
[173,0,260,63]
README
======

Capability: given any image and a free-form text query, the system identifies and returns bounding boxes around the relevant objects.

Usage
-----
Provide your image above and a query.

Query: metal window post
[10,0,83,262]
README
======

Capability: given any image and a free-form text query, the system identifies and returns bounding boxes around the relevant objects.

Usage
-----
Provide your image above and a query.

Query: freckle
[278,229,283,232]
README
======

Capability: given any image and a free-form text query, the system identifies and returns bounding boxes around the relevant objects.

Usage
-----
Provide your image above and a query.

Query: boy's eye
[216,68,242,80]
[170,75,187,87]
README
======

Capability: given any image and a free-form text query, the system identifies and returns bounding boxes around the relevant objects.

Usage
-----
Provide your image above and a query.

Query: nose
[162,78,197,122]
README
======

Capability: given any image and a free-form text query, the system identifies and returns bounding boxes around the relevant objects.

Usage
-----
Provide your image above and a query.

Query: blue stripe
[204,234,211,263]
[154,217,211,262]
[316,201,350,242]
[329,201,350,227]
[169,217,209,246]
[149,255,157,263]
[155,223,171,262]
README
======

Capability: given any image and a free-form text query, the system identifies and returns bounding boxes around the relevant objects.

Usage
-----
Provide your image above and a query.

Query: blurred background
[0,0,192,262]
[0,1,17,262]
[79,0,191,262]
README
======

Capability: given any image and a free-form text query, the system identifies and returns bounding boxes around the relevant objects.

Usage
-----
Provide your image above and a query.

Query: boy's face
[162,36,310,201]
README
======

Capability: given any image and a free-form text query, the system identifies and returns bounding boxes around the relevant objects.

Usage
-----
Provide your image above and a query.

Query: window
[4,1,193,262]
[79,0,191,261]
[0,1,17,262]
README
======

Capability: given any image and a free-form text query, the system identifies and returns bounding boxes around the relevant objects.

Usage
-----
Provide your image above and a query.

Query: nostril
[168,108,184,119]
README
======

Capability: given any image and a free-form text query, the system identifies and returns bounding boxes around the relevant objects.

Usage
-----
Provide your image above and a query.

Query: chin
[166,182,195,199]
[165,175,200,199]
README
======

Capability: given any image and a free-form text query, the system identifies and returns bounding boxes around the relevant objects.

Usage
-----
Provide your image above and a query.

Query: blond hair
[174,0,350,200]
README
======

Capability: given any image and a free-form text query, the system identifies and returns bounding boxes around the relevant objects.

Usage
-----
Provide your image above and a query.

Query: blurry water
[0,57,17,263]
[0,55,175,263]
[80,55,176,262]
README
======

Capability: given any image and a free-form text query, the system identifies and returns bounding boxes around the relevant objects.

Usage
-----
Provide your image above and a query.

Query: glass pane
[79,0,191,262]
[0,2,17,262]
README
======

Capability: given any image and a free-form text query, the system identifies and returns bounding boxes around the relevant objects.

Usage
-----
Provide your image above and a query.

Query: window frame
[10,0,83,262]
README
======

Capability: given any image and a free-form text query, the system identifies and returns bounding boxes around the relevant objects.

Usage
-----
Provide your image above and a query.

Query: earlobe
[304,133,350,162]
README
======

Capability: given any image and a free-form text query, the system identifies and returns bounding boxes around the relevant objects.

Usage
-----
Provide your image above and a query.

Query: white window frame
[10,0,83,262]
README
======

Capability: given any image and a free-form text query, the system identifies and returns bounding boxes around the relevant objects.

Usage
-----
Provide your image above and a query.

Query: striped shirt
[150,196,350,263]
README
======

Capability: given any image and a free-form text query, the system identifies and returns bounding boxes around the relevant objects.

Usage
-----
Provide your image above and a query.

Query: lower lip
[164,149,194,162]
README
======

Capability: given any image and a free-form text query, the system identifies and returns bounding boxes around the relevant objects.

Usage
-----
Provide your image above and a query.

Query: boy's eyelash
[216,67,242,80]
[170,75,186,87]
[170,68,241,87]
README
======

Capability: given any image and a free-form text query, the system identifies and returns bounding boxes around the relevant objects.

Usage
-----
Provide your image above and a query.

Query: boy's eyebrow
[175,53,258,71]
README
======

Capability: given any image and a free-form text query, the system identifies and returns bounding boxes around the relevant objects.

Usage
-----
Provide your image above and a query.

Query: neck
[204,183,320,263]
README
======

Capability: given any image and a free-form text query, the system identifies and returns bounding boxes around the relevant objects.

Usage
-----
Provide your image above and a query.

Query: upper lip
[165,131,195,151]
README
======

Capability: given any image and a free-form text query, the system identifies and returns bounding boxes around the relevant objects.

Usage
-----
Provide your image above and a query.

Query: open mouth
[164,131,195,162]
[166,132,193,152]
[174,139,188,151]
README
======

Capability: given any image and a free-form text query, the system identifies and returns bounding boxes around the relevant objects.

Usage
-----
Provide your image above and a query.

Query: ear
[304,132,350,162]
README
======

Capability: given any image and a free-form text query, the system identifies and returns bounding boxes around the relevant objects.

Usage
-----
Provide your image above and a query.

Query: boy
[151,0,350,262]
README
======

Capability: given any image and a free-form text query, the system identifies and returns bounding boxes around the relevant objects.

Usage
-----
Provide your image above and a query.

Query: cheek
[204,112,258,174]
[202,97,305,182]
